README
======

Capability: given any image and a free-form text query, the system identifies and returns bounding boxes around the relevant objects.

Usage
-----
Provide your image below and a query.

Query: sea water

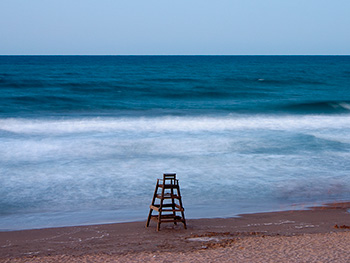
[1,56,350,230]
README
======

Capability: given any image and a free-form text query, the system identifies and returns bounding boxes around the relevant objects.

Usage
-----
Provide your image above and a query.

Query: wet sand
[1,202,350,262]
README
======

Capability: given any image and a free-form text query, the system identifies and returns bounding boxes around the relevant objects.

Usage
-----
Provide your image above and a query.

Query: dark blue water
[1,56,350,230]
[1,56,350,116]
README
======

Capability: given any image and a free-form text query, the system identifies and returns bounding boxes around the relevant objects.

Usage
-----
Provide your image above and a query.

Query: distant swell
[282,101,350,114]
[11,95,79,104]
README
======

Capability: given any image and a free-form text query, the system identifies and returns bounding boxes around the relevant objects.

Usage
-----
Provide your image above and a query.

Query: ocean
[1,55,350,230]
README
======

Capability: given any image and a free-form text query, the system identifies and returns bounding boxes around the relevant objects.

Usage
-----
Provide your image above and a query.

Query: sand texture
[1,202,350,262]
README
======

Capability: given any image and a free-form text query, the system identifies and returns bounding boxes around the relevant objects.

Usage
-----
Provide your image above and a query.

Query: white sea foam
[1,114,350,230]
[338,102,350,110]
[1,114,350,134]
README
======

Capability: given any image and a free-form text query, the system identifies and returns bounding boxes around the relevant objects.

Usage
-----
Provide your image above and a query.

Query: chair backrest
[163,173,176,180]
[163,173,176,185]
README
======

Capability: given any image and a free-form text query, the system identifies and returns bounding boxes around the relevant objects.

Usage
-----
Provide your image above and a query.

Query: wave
[143,77,202,83]
[1,114,350,135]
[0,78,47,88]
[223,77,326,86]
[282,101,350,114]
[10,95,79,104]
[154,89,231,99]
[2,115,350,230]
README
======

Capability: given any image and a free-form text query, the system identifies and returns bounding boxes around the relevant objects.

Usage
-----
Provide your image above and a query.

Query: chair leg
[146,180,160,228]
[157,216,161,231]
[146,208,153,227]
[177,186,187,229]
[171,187,177,225]
[157,183,165,231]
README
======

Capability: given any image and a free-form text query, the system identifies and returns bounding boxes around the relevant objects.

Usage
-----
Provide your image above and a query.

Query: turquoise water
[1,56,350,230]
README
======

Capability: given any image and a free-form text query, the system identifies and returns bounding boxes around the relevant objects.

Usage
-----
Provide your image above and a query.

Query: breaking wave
[282,101,350,114]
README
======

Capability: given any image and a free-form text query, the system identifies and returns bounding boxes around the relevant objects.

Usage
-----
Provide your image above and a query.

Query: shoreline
[0,200,339,232]
[1,202,350,262]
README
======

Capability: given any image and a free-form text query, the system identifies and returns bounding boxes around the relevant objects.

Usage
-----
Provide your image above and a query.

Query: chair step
[150,215,185,223]
[156,194,181,199]
[159,184,179,189]
[149,205,184,212]
[151,203,183,209]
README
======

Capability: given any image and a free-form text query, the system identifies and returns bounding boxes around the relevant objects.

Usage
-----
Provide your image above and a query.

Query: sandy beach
[1,202,350,262]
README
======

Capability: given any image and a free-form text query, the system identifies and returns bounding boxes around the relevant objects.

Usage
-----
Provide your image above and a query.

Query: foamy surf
[1,114,350,230]
[1,114,350,134]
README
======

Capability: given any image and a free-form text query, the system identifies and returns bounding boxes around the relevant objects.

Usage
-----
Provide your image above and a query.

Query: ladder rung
[154,204,178,207]
[158,219,185,223]
[162,209,183,212]
[149,205,160,211]
[154,215,182,219]
[150,207,184,212]
[158,184,179,189]
[150,215,185,222]
[150,205,184,212]
[156,194,180,199]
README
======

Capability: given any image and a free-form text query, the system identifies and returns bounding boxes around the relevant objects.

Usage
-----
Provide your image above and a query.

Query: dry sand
[1,202,350,262]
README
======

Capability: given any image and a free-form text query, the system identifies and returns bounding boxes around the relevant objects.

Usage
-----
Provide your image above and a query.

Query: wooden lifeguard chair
[146,173,187,231]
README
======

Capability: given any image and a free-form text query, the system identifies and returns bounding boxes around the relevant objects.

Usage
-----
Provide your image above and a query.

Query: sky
[0,0,349,55]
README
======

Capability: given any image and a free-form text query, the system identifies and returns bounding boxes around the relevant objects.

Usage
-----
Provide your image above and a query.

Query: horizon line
[1,54,350,56]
